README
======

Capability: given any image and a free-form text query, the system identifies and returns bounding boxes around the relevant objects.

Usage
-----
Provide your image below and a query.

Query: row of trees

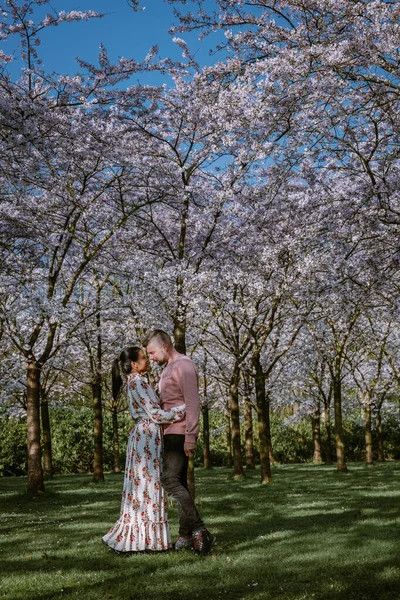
[1,0,400,495]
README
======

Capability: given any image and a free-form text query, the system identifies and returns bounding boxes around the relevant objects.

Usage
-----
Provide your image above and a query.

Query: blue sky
[3,0,221,84]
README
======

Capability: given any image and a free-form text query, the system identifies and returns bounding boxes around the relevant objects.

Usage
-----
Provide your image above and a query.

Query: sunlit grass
[1,462,399,600]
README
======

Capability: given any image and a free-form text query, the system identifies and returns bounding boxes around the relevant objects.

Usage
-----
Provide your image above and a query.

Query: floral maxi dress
[102,374,185,552]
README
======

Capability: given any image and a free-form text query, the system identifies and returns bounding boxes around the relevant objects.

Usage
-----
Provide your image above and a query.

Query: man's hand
[184,441,196,457]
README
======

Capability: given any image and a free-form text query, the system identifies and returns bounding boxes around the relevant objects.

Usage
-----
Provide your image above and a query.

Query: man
[144,329,215,556]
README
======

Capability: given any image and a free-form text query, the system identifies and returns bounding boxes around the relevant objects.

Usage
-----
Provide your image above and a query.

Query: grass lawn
[0,462,399,600]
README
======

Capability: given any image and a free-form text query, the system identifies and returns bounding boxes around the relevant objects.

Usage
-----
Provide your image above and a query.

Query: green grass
[1,462,399,600]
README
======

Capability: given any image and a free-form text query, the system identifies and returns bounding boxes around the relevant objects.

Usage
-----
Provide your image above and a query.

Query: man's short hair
[143,329,173,348]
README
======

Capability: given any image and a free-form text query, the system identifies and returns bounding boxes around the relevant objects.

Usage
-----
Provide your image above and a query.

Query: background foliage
[2,405,399,477]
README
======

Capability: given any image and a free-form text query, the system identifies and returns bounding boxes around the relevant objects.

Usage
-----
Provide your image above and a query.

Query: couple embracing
[102,329,215,556]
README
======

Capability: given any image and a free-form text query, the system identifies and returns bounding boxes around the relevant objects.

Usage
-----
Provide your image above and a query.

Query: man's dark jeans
[161,434,204,536]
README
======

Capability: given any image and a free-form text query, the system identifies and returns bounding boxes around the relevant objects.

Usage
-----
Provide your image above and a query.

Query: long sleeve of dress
[129,376,185,424]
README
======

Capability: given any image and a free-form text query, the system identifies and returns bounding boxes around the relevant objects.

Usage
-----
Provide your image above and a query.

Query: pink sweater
[158,355,200,443]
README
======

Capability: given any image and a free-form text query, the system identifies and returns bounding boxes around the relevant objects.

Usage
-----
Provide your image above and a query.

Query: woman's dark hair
[112,346,141,401]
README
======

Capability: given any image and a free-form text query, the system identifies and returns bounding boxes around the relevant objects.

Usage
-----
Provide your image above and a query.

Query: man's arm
[177,359,200,453]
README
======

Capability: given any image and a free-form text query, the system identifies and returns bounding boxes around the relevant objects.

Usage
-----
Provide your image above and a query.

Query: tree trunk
[92,298,104,482]
[40,390,54,479]
[173,274,187,354]
[376,409,385,462]
[112,409,121,473]
[173,317,186,354]
[229,362,245,478]
[253,354,272,483]
[201,358,212,469]
[26,358,44,495]
[324,396,333,464]
[265,392,274,465]
[92,380,104,482]
[364,396,373,466]
[175,188,189,355]
[202,404,212,469]
[312,404,322,463]
[244,395,255,470]
[225,406,233,468]
[333,371,347,472]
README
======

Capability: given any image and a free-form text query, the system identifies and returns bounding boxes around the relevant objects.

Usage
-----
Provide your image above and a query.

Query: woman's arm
[129,376,185,423]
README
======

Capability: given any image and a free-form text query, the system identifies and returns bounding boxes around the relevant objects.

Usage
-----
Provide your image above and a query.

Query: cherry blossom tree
[348,312,395,465]
[283,339,329,464]
[0,1,188,495]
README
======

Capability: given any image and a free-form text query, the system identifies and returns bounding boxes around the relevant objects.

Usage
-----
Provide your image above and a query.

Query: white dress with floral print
[103,374,185,552]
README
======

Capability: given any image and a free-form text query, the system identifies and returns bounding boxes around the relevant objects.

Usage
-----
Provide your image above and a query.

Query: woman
[103,346,185,554]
